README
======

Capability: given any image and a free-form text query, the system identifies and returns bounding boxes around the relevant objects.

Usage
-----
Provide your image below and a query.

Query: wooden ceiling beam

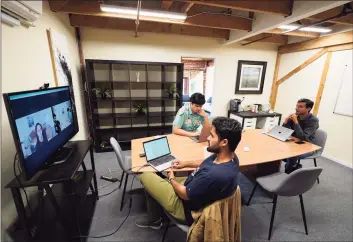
[181,2,194,13]
[244,34,288,45]
[267,28,320,38]
[69,14,230,40]
[49,1,99,12]
[48,0,70,11]
[306,6,353,26]
[161,1,173,11]
[50,1,252,31]
[279,30,353,54]
[179,0,293,16]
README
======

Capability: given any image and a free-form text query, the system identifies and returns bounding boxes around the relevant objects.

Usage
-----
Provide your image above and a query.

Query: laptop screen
[143,137,171,162]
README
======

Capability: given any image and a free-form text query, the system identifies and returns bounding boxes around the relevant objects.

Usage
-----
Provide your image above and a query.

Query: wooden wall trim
[276,48,327,85]
[270,53,281,109]
[313,52,332,116]
[327,43,353,52]
[278,31,353,54]
[272,35,353,111]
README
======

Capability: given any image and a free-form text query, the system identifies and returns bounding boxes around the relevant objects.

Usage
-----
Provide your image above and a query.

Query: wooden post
[75,27,93,138]
[270,53,281,109]
[313,51,332,116]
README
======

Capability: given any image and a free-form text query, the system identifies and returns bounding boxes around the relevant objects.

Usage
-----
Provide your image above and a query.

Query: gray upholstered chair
[247,167,323,240]
[162,212,189,242]
[110,137,133,211]
[297,129,327,184]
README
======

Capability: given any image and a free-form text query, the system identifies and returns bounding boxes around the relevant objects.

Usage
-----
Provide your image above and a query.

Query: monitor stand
[46,147,74,167]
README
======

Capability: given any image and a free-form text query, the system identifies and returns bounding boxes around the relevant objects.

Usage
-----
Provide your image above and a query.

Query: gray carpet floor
[83,151,353,241]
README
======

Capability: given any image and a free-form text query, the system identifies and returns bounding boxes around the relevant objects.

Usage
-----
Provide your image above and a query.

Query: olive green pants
[140,172,187,222]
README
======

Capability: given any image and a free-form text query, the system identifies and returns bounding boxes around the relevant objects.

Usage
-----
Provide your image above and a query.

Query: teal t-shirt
[173,104,205,132]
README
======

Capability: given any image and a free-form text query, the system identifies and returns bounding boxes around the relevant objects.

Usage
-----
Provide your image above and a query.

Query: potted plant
[92,87,112,100]
[103,88,112,99]
[132,103,147,116]
[166,85,180,99]
[100,141,110,149]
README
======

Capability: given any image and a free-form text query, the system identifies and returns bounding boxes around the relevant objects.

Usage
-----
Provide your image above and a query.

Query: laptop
[266,125,294,142]
[143,136,177,171]
[189,124,211,143]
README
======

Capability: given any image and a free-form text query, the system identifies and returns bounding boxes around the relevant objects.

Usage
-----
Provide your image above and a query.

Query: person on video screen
[53,115,61,134]
[67,108,73,123]
[35,123,48,150]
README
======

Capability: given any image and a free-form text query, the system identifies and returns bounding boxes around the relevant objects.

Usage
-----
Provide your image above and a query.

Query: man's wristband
[168,177,175,183]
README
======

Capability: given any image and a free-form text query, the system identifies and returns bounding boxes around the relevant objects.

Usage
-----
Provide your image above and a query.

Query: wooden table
[131,129,321,174]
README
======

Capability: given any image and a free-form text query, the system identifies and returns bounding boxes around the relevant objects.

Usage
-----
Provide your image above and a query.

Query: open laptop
[143,136,177,171]
[266,125,294,142]
[189,124,211,143]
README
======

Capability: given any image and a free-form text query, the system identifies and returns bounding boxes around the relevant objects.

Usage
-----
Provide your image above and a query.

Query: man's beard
[207,143,221,153]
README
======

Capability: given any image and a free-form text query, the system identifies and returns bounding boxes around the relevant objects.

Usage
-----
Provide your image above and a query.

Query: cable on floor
[76,164,148,238]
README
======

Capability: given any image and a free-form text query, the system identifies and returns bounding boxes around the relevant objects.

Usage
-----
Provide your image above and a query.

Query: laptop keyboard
[151,154,175,166]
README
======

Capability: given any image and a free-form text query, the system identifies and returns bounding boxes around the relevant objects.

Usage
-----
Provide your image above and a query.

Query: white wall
[205,65,215,100]
[81,28,278,116]
[275,49,353,167]
[1,2,88,238]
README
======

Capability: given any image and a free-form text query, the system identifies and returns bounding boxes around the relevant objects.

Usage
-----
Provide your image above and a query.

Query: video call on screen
[9,88,75,175]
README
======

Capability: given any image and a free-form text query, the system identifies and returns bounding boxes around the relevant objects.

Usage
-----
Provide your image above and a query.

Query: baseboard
[323,155,353,169]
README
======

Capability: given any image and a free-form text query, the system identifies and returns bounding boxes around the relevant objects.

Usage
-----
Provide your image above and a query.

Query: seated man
[135,117,242,228]
[173,92,211,137]
[282,98,319,173]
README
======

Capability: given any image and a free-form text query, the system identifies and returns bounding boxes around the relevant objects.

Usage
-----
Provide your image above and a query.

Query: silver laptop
[266,125,294,142]
[143,136,177,171]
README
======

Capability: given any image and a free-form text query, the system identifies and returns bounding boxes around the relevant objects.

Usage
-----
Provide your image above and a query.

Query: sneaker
[285,164,303,174]
[135,216,162,230]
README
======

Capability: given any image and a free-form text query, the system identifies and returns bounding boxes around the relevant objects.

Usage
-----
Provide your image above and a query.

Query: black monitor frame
[2,86,79,180]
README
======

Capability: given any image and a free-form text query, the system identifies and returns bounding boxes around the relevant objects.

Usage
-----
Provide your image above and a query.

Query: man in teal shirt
[173,93,211,137]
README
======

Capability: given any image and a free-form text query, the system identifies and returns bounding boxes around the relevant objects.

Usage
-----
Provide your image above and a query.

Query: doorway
[181,57,215,115]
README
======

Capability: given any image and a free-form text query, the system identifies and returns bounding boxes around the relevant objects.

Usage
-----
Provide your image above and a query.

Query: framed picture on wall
[235,60,267,94]
[47,28,73,87]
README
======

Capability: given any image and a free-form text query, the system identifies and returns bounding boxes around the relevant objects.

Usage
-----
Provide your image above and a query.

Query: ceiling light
[100,4,187,21]
[278,24,299,31]
[300,27,332,33]
[278,24,332,33]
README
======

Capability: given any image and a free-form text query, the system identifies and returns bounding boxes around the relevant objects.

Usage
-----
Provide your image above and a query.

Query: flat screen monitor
[3,86,79,179]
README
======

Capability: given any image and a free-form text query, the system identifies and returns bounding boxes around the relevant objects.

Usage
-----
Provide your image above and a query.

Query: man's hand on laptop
[172,160,186,169]
[168,165,175,179]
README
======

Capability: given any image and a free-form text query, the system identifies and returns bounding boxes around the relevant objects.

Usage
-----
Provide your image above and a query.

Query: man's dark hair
[190,93,206,105]
[298,98,314,112]
[212,117,242,152]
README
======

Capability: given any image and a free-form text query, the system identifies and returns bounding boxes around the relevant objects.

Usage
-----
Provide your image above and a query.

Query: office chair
[162,187,241,242]
[162,212,189,242]
[298,129,327,184]
[247,167,323,240]
[110,137,132,211]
